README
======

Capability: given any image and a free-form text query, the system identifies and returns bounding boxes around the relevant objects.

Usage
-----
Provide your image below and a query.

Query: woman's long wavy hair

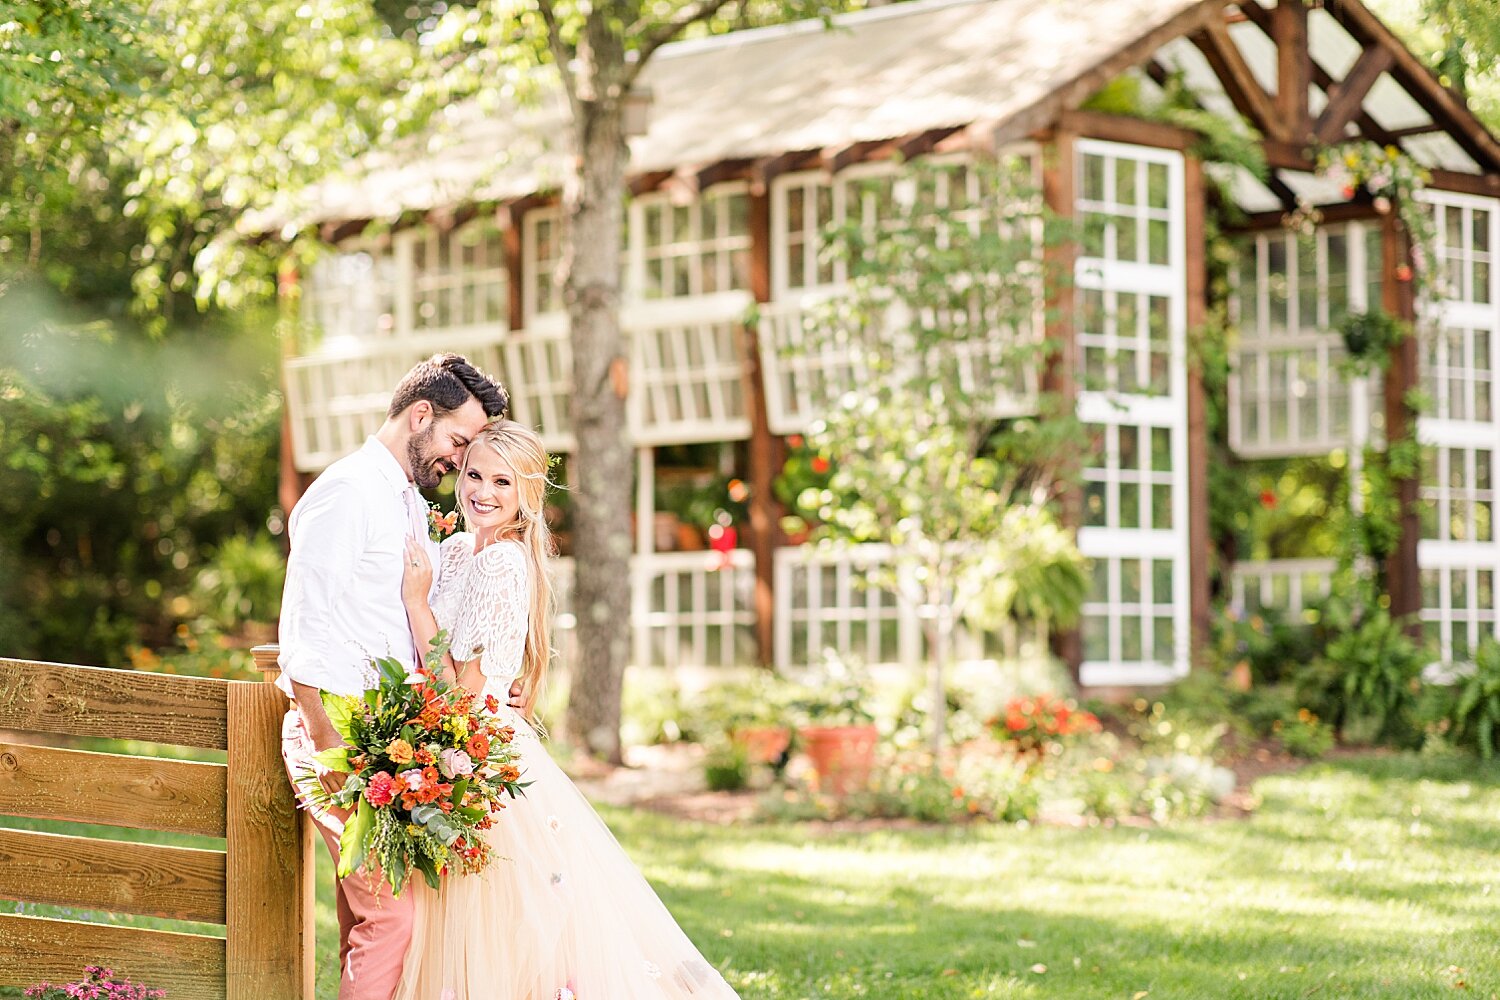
[460,420,557,721]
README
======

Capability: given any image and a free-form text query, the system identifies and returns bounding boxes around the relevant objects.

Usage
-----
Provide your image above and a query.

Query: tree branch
[623,0,738,90]
[536,0,579,116]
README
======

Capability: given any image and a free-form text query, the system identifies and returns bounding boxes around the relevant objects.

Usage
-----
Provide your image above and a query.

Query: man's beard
[407,426,452,490]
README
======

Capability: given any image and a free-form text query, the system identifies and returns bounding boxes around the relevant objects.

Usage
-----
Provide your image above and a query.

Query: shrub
[1276,709,1336,759]
[1451,638,1500,758]
[192,531,285,629]
[1216,606,1323,686]
[786,652,876,728]
[1298,607,1427,743]
[989,693,1100,755]
[703,740,751,792]
[1126,698,1227,759]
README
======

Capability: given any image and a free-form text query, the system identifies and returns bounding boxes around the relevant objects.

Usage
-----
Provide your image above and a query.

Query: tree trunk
[926,596,951,757]
[561,96,632,765]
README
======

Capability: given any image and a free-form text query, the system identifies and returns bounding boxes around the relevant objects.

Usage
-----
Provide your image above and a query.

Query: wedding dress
[394,534,741,1000]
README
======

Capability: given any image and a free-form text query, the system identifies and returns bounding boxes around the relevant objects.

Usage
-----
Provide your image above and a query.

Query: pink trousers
[282,709,414,1000]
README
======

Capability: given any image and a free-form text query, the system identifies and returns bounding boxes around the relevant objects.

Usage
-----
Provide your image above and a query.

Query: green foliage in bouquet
[297,632,529,896]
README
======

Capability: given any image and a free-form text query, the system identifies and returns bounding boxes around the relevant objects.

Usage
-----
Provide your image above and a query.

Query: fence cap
[251,644,281,682]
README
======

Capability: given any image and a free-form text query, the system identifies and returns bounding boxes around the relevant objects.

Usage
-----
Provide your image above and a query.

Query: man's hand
[291,680,352,799]
[508,678,525,711]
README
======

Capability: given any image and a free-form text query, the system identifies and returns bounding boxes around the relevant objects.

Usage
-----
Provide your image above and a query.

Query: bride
[394,419,740,1000]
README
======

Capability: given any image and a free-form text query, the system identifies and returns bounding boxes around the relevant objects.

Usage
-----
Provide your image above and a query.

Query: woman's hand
[402,537,434,608]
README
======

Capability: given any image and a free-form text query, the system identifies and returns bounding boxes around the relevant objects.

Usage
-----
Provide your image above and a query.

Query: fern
[1452,639,1500,759]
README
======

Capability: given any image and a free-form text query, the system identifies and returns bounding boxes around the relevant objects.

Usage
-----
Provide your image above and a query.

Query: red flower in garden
[1395,264,1413,282]
[811,456,830,474]
[788,434,804,448]
[994,693,1099,754]
[1260,489,1277,509]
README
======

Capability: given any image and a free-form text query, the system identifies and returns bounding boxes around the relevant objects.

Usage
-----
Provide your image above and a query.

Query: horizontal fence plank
[0,742,227,838]
[0,828,226,924]
[0,913,225,998]
[0,658,230,750]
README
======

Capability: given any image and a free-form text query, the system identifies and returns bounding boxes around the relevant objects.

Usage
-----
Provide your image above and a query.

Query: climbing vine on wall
[1307,142,1434,607]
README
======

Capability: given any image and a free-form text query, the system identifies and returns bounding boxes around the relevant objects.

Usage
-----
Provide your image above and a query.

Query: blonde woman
[394,420,740,1000]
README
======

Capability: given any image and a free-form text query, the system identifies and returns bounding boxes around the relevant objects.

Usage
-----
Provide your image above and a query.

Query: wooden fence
[0,648,312,998]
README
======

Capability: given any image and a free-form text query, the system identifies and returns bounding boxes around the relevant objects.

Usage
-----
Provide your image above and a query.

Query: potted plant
[697,673,795,767]
[789,653,879,794]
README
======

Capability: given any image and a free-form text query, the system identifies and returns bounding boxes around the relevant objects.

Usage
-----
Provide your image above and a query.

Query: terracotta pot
[798,723,879,795]
[653,512,681,552]
[734,725,792,765]
[676,521,706,551]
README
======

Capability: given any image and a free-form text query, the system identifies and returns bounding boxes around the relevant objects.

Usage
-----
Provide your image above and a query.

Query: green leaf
[336,801,374,879]
[312,746,353,773]
[376,655,406,686]
[321,693,360,741]
[414,852,441,890]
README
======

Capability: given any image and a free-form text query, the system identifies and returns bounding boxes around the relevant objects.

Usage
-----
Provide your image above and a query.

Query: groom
[276,352,516,1000]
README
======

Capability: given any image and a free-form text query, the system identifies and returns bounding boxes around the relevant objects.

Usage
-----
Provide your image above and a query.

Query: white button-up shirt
[275,438,439,697]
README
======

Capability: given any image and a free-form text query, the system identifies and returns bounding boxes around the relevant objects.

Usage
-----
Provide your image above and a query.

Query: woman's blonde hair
[460,420,556,720]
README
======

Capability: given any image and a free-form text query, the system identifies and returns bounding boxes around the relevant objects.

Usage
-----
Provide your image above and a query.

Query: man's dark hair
[387,353,508,420]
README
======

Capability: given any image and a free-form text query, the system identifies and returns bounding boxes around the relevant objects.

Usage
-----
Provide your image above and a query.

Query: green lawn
[3,752,1495,998]
[307,754,1500,999]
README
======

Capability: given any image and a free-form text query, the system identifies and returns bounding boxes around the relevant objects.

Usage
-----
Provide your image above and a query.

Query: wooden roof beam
[1191,17,1284,141]
[1238,1,1402,149]
[1321,0,1500,173]
[1384,122,1443,139]
[897,126,964,162]
[1263,170,1301,212]
[747,149,817,196]
[319,218,369,245]
[627,170,673,197]
[1313,44,1395,145]
[821,139,889,174]
[1272,0,1311,143]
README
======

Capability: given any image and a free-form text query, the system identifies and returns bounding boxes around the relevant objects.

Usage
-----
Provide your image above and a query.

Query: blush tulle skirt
[393,705,741,1000]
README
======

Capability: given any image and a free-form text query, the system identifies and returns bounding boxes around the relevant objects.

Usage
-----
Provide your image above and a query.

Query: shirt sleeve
[450,542,531,680]
[276,476,369,696]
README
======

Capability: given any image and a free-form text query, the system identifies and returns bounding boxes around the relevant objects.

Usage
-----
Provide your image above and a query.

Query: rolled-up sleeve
[276,477,367,696]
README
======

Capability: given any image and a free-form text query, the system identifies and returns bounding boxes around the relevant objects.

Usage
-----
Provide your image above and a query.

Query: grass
[3,753,1497,998]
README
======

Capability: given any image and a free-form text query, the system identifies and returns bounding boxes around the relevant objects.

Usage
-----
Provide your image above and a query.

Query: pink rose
[439,747,475,779]
[400,768,425,792]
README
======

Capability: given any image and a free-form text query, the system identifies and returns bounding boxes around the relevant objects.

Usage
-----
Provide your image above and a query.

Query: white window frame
[402,218,509,337]
[523,205,565,323]
[628,183,752,301]
[1417,189,1500,665]
[1074,139,1190,687]
[1228,222,1381,458]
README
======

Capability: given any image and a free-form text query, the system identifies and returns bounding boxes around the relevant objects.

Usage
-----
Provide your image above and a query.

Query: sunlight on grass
[294,755,1500,998]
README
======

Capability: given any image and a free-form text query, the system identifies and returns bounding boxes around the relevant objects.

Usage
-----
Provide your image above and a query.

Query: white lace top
[430,533,530,684]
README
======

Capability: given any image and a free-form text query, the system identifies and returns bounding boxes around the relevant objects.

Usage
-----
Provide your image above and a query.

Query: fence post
[225,645,314,1000]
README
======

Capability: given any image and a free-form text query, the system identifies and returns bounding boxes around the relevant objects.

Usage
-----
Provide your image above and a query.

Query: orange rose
[386,739,414,765]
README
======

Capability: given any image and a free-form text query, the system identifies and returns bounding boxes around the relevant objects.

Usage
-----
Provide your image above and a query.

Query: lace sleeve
[451,541,531,680]
[433,533,472,606]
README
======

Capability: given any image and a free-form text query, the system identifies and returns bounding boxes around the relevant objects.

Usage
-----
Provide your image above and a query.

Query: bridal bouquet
[297,632,528,896]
